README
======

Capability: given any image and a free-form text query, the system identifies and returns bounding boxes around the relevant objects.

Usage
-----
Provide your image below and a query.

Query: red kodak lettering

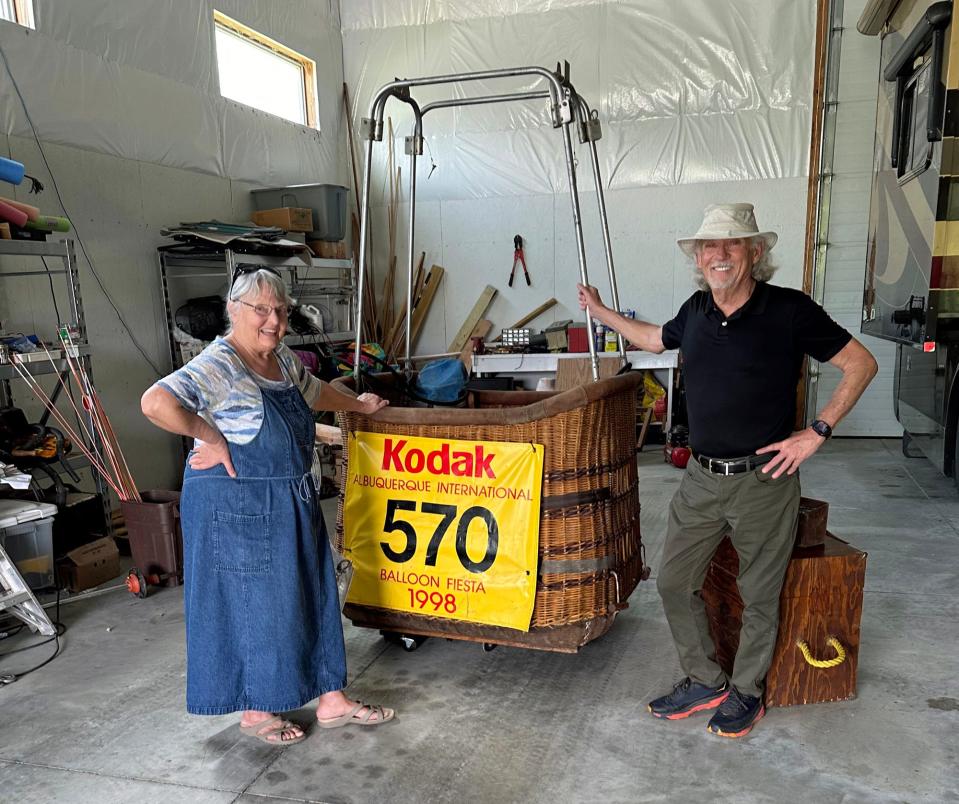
[382,439,496,478]
[406,448,425,472]
[427,443,451,474]
[451,451,472,477]
[474,446,494,478]
[382,438,407,471]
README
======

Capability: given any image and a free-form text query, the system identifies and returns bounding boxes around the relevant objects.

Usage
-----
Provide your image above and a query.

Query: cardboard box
[57,537,120,592]
[308,239,348,259]
[250,207,314,233]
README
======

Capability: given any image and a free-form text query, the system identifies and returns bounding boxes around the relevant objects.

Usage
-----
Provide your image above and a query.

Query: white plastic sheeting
[0,0,347,186]
[340,0,818,363]
[342,0,815,203]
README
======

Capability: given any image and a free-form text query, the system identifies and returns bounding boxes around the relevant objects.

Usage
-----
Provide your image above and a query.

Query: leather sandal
[316,701,395,728]
[239,716,306,745]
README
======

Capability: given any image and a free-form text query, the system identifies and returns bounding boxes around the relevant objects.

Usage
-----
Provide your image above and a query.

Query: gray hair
[690,236,778,291]
[224,269,295,334]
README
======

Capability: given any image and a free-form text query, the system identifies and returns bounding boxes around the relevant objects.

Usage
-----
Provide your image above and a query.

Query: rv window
[897,60,933,182]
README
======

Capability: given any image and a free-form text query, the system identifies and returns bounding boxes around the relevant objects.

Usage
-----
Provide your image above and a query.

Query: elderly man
[578,203,877,738]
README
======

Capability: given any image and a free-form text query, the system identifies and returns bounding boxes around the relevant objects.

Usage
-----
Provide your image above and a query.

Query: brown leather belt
[693,451,775,475]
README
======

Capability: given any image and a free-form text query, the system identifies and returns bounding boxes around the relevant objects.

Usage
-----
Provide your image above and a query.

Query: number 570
[381,499,499,574]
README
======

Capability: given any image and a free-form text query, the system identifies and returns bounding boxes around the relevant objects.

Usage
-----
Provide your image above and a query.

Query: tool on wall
[508,234,531,287]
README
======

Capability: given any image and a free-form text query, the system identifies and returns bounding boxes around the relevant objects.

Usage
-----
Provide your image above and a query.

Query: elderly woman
[141,266,393,745]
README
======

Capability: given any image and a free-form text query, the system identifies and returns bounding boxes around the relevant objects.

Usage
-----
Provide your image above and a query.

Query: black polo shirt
[661,282,851,457]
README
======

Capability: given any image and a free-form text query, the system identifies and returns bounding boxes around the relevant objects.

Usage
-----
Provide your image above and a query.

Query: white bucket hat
[677,203,778,258]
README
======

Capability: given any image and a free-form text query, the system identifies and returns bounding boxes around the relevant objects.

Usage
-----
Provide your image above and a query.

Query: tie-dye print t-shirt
[156,336,323,445]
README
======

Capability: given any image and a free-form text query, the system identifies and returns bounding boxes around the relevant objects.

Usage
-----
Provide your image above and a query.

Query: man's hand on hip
[755,429,826,478]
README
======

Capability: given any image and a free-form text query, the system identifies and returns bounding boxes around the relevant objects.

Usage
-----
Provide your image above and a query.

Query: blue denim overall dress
[179,356,347,715]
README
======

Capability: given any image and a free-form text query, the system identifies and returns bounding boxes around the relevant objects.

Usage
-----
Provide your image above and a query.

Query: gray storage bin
[1,516,55,589]
[250,183,349,242]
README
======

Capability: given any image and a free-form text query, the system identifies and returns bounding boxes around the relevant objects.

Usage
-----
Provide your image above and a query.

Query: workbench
[471,350,679,432]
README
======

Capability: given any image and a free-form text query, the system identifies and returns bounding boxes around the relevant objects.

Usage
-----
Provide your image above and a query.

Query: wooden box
[796,497,828,547]
[702,532,866,707]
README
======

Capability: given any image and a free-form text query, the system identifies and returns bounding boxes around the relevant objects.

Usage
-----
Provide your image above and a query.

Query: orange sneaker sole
[648,689,730,720]
[707,704,766,738]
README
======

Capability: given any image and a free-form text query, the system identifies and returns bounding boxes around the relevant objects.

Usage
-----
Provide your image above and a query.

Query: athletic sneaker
[647,677,730,720]
[706,686,765,738]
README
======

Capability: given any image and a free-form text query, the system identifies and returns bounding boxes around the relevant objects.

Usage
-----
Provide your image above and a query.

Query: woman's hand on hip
[189,434,237,477]
[356,392,389,415]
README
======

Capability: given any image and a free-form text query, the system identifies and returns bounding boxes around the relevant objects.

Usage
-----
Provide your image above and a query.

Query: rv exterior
[860,0,959,488]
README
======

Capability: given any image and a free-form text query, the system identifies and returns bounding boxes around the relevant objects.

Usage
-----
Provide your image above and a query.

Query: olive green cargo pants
[656,458,800,698]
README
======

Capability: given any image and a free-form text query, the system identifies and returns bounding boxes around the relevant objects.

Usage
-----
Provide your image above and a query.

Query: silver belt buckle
[722,460,732,476]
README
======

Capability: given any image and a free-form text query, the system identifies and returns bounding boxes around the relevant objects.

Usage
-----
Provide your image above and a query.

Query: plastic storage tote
[1,516,55,589]
[250,184,348,242]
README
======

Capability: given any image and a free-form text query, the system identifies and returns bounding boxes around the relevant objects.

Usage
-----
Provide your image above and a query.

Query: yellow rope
[795,636,847,668]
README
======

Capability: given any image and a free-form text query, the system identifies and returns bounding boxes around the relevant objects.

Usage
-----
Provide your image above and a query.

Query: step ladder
[0,543,55,637]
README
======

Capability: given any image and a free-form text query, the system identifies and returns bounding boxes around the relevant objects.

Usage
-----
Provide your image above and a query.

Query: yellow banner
[343,432,544,631]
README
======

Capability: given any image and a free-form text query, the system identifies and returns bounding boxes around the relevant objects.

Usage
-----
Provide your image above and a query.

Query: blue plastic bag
[414,358,468,404]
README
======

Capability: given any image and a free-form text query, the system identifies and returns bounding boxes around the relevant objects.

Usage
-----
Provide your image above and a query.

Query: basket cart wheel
[380,631,428,651]
[400,634,428,652]
[126,568,148,599]
[482,643,497,652]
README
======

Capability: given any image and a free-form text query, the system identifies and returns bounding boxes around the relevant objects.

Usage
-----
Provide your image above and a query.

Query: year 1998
[408,588,457,613]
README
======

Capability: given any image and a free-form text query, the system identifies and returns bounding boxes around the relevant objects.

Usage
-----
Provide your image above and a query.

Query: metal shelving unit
[0,238,113,536]
[157,246,357,371]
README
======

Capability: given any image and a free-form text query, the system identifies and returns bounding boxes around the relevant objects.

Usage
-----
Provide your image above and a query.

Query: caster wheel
[382,631,428,652]
[400,634,429,652]
[126,568,148,599]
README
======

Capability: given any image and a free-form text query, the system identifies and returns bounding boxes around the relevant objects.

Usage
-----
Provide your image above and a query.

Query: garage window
[0,0,35,28]
[213,10,318,129]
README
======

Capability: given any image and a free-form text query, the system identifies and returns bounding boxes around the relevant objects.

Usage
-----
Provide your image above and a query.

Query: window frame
[0,0,35,28]
[212,10,318,130]
[896,57,935,184]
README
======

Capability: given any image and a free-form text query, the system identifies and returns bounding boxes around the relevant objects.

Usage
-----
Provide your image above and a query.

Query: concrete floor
[0,438,957,803]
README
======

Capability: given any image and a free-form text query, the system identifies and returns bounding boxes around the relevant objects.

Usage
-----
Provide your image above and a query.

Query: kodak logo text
[381,438,495,478]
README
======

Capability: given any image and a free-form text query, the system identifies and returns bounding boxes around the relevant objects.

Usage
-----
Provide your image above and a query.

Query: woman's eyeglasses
[231,264,282,282]
[236,299,292,318]
[230,265,291,317]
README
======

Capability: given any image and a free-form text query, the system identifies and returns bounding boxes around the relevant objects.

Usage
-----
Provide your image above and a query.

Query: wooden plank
[459,319,493,368]
[408,265,446,349]
[385,252,425,359]
[448,285,498,353]
[510,297,558,329]
[554,356,623,392]
[635,406,655,452]
[493,297,558,341]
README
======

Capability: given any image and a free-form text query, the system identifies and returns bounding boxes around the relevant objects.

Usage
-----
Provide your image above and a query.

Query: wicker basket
[332,372,648,653]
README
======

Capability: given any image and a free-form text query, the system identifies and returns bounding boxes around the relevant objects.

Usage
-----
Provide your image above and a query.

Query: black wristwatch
[810,419,833,439]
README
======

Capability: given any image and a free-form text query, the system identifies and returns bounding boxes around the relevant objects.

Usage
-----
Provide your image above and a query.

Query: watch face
[812,420,831,437]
